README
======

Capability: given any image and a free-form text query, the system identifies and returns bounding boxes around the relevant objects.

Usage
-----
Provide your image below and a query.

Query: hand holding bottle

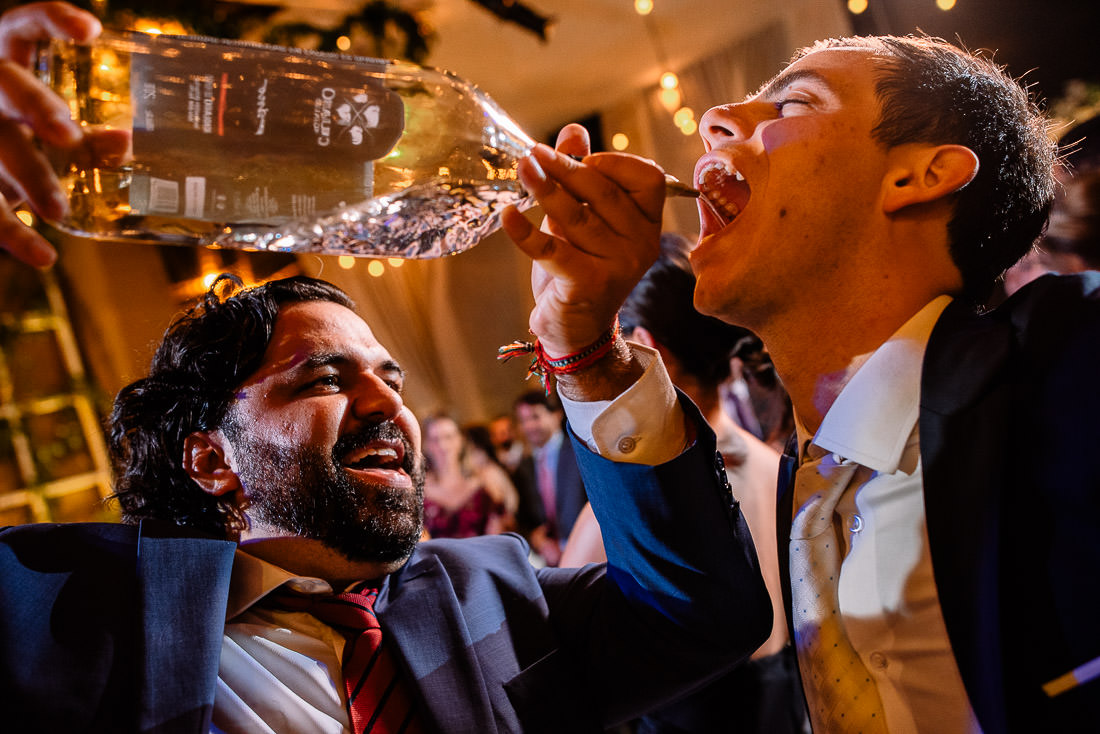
[0,1,101,267]
[503,123,666,400]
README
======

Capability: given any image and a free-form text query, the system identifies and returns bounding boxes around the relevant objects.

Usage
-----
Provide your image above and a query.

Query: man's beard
[227,421,425,564]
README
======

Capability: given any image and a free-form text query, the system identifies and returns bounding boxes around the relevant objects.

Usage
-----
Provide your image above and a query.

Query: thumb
[554,123,591,160]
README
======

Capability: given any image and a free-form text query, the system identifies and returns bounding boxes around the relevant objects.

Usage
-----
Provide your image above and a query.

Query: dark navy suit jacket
[777,273,1100,734]
[1,398,770,733]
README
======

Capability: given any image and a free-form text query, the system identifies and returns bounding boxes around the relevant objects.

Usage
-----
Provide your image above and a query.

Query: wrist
[555,335,643,402]
[499,317,632,397]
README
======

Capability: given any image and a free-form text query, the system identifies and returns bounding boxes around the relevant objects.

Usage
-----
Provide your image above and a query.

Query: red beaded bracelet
[497,316,621,394]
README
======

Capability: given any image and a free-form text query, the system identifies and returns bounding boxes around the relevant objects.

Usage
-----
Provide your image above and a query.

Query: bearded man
[0,273,769,733]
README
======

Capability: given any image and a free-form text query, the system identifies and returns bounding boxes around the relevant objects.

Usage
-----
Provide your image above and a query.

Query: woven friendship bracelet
[497,316,621,394]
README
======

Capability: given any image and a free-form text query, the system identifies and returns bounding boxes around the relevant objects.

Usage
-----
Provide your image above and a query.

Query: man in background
[513,389,587,566]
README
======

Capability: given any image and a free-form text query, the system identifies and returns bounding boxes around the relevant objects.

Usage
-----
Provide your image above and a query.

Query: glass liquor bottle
[36,30,537,259]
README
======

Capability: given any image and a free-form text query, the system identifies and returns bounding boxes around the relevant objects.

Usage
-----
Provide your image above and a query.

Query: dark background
[847,0,1100,108]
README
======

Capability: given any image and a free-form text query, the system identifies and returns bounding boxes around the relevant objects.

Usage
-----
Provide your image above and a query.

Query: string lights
[848,0,958,14]
[608,0,698,150]
[337,255,405,274]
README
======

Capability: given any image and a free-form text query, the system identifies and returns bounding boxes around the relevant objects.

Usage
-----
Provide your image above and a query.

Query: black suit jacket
[1,398,771,733]
[777,272,1100,734]
[552,431,588,540]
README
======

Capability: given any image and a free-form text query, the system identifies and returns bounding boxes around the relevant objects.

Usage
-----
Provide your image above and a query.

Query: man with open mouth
[0,267,771,733]
[503,31,1097,734]
[0,5,777,732]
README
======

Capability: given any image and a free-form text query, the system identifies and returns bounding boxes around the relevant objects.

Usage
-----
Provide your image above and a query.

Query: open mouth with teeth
[697,161,751,232]
[341,442,406,474]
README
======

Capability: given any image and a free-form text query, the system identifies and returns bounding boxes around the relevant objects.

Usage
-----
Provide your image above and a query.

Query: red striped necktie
[274,585,425,734]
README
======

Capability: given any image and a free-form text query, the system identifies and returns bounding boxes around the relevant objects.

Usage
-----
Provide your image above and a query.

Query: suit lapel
[776,436,798,642]
[920,300,1014,734]
[378,552,499,734]
[135,522,236,733]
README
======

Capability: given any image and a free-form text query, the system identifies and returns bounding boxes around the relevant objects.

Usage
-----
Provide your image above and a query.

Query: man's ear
[182,430,241,497]
[882,144,980,214]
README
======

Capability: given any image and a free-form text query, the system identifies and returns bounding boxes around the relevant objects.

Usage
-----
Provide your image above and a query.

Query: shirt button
[870,651,888,669]
[617,436,637,454]
[849,514,864,534]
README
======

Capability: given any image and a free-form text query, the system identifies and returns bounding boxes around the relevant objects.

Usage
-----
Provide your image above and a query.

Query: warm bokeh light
[936,0,956,9]
[16,210,34,227]
[678,118,698,136]
[367,260,385,277]
[611,133,630,150]
[659,86,681,111]
[673,106,694,127]
[387,258,404,267]
[336,35,352,51]
[134,19,188,35]
[202,272,219,290]
[847,0,868,14]
[660,72,679,90]
[338,255,356,269]
[634,0,654,16]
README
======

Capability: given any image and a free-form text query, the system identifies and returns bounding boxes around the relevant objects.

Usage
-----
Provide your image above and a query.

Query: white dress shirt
[565,309,983,732]
[213,551,352,734]
[792,296,980,733]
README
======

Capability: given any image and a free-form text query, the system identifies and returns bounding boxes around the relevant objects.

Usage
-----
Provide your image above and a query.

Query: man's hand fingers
[527,144,663,251]
[0,58,81,147]
[585,152,667,223]
[0,193,56,268]
[0,2,102,66]
[513,146,606,255]
[0,2,100,268]
[0,117,66,220]
[554,123,591,159]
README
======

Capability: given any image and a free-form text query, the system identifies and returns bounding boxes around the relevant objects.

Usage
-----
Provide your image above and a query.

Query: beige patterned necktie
[790,449,889,733]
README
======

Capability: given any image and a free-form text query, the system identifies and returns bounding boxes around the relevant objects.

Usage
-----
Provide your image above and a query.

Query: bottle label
[127,36,405,223]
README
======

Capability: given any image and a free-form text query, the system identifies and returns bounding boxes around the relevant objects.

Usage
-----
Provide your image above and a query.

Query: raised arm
[502,123,666,401]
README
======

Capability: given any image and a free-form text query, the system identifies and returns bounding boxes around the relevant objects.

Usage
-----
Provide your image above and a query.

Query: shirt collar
[225,549,336,620]
[806,296,952,473]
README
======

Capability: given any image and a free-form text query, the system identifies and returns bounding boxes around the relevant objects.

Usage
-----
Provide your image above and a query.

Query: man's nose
[350,373,403,424]
[700,101,767,150]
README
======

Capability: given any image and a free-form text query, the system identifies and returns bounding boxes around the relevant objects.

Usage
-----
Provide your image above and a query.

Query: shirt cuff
[560,342,688,465]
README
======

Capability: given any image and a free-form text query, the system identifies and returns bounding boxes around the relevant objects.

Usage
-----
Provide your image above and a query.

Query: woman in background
[421,413,518,539]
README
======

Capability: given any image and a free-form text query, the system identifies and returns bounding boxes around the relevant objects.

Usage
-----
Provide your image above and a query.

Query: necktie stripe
[346,641,385,699]
[396,705,416,733]
[266,586,424,733]
[363,675,401,731]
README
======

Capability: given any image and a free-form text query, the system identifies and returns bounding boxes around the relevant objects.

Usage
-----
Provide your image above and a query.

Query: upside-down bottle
[35,30,537,259]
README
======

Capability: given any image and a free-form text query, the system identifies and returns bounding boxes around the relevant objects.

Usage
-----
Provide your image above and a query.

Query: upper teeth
[698,160,744,183]
[346,446,398,464]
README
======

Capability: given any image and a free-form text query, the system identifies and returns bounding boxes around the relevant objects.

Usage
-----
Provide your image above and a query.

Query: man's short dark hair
[800,35,1058,304]
[108,274,355,537]
[514,389,561,414]
[619,233,754,390]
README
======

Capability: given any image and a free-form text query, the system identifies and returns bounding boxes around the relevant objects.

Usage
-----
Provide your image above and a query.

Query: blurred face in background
[423,416,465,469]
[514,403,560,450]
[488,415,517,451]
